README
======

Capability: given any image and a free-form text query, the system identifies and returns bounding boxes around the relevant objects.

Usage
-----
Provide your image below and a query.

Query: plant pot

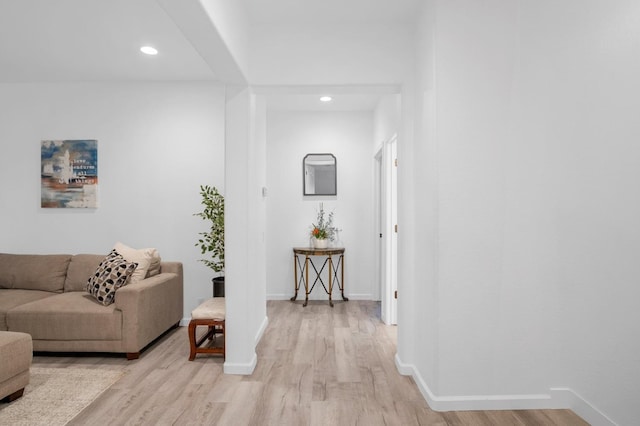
[313,238,329,249]
[212,276,225,297]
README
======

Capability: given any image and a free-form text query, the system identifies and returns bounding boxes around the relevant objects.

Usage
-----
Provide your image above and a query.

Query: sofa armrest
[114,262,183,353]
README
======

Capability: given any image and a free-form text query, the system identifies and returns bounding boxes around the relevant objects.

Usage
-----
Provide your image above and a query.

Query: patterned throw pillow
[86,250,138,306]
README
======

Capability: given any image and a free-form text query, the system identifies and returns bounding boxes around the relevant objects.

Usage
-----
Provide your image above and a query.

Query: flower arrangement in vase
[310,202,338,249]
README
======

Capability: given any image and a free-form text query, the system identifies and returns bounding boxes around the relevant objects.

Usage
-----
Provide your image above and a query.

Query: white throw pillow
[145,248,162,277]
[113,242,154,283]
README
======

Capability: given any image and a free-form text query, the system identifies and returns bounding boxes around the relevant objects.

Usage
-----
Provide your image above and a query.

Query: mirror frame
[303,153,337,196]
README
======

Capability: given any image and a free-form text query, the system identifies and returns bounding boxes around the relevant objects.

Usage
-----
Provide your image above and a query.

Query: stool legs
[188,321,197,361]
[188,319,225,360]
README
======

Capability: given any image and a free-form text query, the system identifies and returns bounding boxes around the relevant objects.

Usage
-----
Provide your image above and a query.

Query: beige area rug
[0,367,124,426]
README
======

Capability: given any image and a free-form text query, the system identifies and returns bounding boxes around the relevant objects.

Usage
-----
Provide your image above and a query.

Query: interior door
[376,135,398,325]
[390,137,398,325]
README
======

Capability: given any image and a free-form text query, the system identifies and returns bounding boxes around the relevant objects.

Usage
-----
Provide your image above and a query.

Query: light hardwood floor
[25,300,587,425]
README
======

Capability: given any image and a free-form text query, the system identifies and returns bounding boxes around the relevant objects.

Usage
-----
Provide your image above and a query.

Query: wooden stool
[188,297,225,360]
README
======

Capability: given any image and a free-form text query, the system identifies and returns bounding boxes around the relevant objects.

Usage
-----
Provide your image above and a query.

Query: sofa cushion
[64,254,104,292]
[6,292,122,341]
[0,289,56,331]
[0,254,71,293]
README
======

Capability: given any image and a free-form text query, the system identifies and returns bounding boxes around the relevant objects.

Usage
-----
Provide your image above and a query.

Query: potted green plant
[194,185,225,297]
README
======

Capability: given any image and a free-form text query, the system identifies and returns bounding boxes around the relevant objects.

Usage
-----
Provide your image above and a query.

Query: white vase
[313,238,328,249]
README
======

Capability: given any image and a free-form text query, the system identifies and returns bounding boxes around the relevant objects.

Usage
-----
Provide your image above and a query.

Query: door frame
[375,134,398,325]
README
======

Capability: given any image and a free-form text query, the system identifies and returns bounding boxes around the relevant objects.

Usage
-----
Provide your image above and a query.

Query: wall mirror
[303,153,337,196]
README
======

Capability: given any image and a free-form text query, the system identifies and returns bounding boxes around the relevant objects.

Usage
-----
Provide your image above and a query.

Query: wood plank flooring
[22,300,587,425]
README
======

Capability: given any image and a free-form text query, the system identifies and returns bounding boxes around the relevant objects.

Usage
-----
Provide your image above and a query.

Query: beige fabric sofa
[0,253,183,360]
[0,331,32,402]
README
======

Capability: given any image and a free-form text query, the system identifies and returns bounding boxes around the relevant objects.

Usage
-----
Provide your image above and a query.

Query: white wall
[223,87,268,374]
[249,23,413,85]
[374,94,401,149]
[265,110,376,301]
[0,82,226,322]
[398,0,640,424]
[250,94,268,339]
[400,0,440,400]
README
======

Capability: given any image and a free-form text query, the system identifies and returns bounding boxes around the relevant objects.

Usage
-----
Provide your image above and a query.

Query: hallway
[253,301,587,425]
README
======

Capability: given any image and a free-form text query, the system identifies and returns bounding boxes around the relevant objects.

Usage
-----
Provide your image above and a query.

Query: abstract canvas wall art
[41,140,98,208]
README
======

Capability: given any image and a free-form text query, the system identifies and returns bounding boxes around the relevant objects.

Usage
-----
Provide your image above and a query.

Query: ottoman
[188,297,225,360]
[0,331,32,402]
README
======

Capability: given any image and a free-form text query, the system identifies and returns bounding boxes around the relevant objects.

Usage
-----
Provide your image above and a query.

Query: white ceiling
[255,85,401,112]
[242,0,421,25]
[265,93,383,112]
[0,0,215,82]
[0,0,419,109]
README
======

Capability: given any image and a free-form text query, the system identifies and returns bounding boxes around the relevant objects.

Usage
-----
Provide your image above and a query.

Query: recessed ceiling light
[140,46,158,55]
[320,96,333,102]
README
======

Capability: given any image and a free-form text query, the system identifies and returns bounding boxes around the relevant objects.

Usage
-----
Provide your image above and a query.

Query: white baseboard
[550,388,617,426]
[220,316,268,376]
[341,293,374,300]
[224,352,257,375]
[179,317,190,327]
[267,294,293,300]
[255,315,269,346]
[395,354,615,425]
[267,293,374,301]
[223,316,267,376]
